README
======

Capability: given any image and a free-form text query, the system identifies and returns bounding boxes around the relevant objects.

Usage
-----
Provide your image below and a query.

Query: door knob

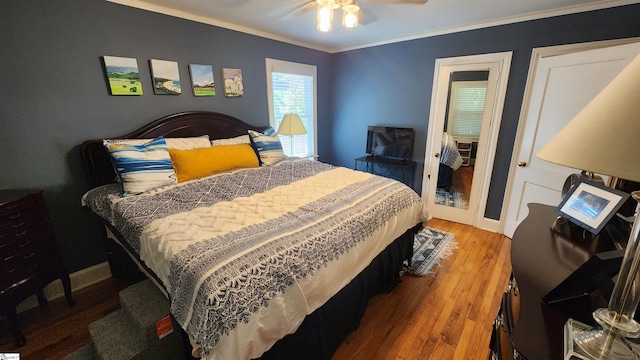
[435,152,440,158]
[518,161,527,167]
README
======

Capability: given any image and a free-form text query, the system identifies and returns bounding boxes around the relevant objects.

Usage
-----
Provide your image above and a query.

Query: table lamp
[277,114,307,157]
[537,53,640,359]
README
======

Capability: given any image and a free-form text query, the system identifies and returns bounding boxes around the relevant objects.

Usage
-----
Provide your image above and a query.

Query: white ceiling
[108,0,638,52]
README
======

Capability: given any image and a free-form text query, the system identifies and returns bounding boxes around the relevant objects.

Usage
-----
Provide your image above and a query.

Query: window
[447,80,487,140]
[266,58,317,158]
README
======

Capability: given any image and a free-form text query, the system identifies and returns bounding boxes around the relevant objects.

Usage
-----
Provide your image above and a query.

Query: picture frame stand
[552,215,593,240]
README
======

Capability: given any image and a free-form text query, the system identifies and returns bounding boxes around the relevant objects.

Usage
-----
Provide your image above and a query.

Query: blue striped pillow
[248,126,285,166]
[104,136,177,196]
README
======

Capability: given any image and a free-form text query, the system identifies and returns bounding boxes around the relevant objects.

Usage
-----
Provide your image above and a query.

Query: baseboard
[17,261,112,313]
[478,217,501,234]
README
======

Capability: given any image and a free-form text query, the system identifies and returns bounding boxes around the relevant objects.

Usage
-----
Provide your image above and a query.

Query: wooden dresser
[490,203,621,359]
[0,189,75,347]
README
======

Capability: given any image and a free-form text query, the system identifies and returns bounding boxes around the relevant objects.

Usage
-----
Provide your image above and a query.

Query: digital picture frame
[556,178,630,235]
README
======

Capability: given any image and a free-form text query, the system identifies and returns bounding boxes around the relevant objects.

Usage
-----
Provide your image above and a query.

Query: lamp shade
[536,53,640,183]
[277,114,307,136]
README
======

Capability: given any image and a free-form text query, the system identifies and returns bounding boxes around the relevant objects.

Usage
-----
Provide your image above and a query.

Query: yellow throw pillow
[168,144,259,183]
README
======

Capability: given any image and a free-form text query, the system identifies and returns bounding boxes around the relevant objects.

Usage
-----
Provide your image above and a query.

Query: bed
[80,111,428,360]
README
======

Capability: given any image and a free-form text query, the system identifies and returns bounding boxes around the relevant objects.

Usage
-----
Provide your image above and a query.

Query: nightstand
[0,190,75,347]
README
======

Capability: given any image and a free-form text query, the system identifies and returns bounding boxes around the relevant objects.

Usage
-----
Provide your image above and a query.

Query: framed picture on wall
[102,56,143,95]
[149,59,181,95]
[222,68,243,97]
[189,64,215,96]
[556,178,629,234]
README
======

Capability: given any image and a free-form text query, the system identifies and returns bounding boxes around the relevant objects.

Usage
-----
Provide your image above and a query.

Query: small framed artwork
[102,56,143,95]
[222,68,243,97]
[556,178,630,234]
[149,59,181,95]
[189,64,215,96]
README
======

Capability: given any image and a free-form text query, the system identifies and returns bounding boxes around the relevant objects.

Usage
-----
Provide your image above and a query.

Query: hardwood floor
[451,165,474,206]
[0,219,511,360]
[0,277,135,360]
[333,219,512,360]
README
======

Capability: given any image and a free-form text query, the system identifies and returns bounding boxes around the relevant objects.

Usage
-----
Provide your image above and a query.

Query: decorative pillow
[210,135,250,146]
[247,126,285,166]
[103,137,177,197]
[105,135,211,150]
[168,143,259,183]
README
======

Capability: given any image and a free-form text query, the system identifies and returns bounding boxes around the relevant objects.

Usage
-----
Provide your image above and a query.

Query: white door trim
[422,51,512,232]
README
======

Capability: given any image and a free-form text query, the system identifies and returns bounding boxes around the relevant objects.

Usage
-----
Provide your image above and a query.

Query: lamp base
[565,319,640,360]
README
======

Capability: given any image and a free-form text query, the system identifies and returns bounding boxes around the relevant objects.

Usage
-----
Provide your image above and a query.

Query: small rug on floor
[435,189,468,209]
[404,226,457,277]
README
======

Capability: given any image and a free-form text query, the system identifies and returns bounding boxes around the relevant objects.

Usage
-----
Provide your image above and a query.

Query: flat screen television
[366,126,415,160]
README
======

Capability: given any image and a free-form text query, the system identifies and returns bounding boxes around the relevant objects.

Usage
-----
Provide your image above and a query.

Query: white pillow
[105,135,211,150]
[210,134,250,146]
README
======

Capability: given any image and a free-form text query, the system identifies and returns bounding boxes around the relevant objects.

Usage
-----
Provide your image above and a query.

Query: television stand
[354,155,416,188]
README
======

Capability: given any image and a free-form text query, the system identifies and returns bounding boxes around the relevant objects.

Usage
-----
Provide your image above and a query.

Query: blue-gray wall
[1,0,639,273]
[328,4,640,219]
[0,0,332,272]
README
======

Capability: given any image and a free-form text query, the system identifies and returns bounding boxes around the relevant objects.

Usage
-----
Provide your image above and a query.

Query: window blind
[448,81,487,140]
[272,72,313,157]
[266,58,317,159]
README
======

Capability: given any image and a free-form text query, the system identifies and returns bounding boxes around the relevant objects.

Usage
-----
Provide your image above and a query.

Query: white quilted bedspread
[83,159,428,360]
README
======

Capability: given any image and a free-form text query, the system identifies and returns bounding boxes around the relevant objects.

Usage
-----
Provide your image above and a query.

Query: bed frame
[81,111,416,359]
[82,111,267,189]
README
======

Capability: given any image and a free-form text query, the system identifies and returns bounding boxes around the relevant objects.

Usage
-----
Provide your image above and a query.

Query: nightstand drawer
[0,191,36,217]
[0,189,75,347]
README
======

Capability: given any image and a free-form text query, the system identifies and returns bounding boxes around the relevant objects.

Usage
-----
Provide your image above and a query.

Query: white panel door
[422,52,512,230]
[502,42,640,238]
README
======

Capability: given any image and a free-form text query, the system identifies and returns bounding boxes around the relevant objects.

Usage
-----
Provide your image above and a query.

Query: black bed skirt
[104,221,416,360]
[258,225,416,360]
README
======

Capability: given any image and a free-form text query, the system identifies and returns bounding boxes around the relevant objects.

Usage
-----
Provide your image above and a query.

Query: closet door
[502,41,640,237]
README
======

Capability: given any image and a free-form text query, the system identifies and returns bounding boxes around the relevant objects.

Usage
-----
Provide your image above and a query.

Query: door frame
[422,51,512,232]
[499,37,640,235]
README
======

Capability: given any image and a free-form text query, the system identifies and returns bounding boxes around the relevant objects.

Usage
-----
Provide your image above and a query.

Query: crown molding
[107,0,639,54]
[105,0,334,52]
[336,0,640,52]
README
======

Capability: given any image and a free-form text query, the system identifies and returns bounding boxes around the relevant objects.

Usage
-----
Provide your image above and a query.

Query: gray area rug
[435,189,468,209]
[404,226,457,277]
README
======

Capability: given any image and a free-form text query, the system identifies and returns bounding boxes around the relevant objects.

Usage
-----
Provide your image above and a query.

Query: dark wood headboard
[81,111,266,188]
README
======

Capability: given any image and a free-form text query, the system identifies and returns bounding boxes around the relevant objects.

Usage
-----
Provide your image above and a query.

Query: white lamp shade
[277,114,307,136]
[536,53,640,183]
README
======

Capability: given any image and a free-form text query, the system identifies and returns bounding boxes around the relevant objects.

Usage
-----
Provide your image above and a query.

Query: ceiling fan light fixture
[317,18,332,32]
[342,4,359,28]
[317,0,334,32]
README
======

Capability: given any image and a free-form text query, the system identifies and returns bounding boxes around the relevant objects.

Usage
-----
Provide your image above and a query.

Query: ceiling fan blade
[275,1,316,21]
[358,5,377,25]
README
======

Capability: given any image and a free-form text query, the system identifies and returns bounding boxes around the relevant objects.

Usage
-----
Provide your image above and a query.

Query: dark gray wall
[0,0,332,272]
[1,0,639,274]
[328,4,640,219]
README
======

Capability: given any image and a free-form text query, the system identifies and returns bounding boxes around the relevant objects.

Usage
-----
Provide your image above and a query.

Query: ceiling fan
[281,0,428,32]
